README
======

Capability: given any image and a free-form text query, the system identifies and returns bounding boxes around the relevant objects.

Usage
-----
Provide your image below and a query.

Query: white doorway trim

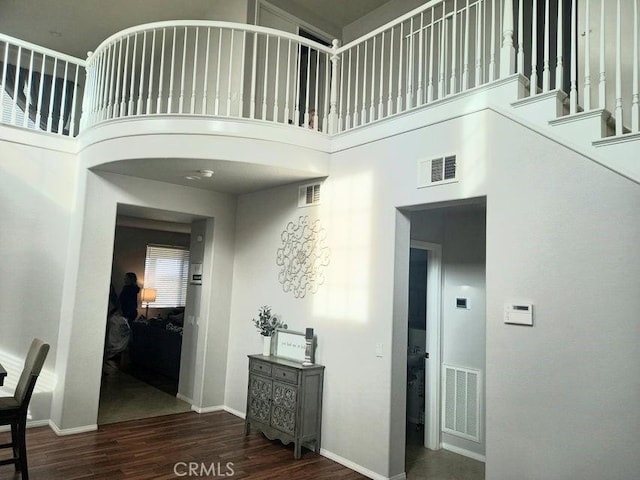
[255,0,335,43]
[410,240,442,451]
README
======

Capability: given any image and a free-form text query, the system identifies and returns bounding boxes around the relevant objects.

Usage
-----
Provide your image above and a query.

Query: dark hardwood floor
[0,411,367,479]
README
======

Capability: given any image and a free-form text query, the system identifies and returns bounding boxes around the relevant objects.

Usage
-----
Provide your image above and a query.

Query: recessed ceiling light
[185,175,201,181]
[49,31,62,37]
[198,169,214,178]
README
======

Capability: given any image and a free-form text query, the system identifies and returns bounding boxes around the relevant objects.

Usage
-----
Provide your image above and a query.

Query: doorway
[406,241,443,452]
[297,28,330,128]
[98,213,193,425]
[404,202,486,479]
[255,0,332,126]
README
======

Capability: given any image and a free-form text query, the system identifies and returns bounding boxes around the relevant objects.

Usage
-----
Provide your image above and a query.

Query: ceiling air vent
[298,182,321,207]
[417,154,458,188]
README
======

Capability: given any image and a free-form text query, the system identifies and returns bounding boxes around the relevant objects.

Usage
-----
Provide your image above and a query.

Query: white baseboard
[388,473,407,480]
[191,404,225,414]
[320,448,394,480]
[176,393,194,404]
[48,420,98,436]
[223,406,245,419]
[0,419,49,433]
[441,442,486,463]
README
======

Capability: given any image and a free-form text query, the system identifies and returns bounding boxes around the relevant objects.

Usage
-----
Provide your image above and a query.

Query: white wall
[440,210,486,457]
[50,170,236,431]
[204,0,250,22]
[0,127,77,422]
[224,106,640,479]
[483,115,640,480]
[226,176,404,479]
[225,108,491,476]
[328,107,640,479]
[225,181,321,413]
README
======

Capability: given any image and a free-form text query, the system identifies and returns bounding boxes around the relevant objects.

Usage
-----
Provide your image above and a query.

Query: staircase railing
[508,0,639,135]
[0,33,85,137]
[333,0,500,132]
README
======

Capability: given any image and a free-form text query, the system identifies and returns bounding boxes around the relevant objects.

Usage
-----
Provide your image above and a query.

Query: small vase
[262,336,271,356]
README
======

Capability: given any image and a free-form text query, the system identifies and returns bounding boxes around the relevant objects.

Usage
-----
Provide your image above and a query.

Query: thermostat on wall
[456,297,469,309]
[190,263,203,285]
[504,303,533,326]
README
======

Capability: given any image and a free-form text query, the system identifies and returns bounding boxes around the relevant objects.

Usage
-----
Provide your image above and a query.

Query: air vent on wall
[443,364,481,443]
[298,182,321,207]
[417,154,458,188]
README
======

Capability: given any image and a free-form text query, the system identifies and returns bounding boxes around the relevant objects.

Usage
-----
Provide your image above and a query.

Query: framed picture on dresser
[273,328,313,363]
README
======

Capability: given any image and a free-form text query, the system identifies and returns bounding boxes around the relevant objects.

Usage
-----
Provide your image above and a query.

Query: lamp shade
[140,288,157,303]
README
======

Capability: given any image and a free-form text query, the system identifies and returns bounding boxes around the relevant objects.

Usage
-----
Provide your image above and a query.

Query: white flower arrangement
[252,305,287,337]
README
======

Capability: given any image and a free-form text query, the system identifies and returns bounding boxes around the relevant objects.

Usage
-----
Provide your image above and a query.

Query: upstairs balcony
[1,0,639,182]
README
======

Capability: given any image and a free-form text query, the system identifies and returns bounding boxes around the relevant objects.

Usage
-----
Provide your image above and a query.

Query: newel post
[328,39,340,135]
[80,50,93,132]
[500,0,516,77]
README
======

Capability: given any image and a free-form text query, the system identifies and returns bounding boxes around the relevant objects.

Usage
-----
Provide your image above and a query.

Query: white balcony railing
[1,0,638,139]
[0,33,85,137]
[81,21,335,133]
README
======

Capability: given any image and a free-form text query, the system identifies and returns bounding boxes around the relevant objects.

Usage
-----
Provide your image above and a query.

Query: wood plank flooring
[0,411,367,480]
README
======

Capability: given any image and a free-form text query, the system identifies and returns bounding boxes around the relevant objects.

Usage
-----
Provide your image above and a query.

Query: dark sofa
[129,316,183,380]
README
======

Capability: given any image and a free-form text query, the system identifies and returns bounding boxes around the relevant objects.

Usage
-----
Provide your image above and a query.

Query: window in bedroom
[143,244,190,308]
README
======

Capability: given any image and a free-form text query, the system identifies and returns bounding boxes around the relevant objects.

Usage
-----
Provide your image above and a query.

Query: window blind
[1,89,35,128]
[143,245,190,308]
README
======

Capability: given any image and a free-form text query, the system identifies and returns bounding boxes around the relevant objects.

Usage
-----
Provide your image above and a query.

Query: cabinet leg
[294,442,302,459]
[244,421,250,435]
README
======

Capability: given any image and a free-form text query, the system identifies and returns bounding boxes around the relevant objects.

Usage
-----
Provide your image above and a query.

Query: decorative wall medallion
[276,216,330,298]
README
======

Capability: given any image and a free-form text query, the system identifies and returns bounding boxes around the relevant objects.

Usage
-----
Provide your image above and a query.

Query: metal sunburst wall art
[276,216,330,298]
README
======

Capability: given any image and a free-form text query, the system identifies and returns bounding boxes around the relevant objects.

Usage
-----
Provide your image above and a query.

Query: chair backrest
[14,338,50,407]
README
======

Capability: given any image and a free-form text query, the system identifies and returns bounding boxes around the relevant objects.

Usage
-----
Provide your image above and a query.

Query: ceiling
[94,157,325,195]
[279,0,391,32]
[116,208,203,228]
[0,0,391,59]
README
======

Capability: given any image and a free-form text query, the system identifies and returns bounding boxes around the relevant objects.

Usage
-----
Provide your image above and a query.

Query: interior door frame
[254,0,333,125]
[255,0,334,43]
[410,240,442,451]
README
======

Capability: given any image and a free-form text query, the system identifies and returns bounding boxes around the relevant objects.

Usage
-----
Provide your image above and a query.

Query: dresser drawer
[251,360,273,376]
[273,365,299,384]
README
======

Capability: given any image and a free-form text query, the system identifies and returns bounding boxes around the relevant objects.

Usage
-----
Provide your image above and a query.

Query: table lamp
[140,288,157,318]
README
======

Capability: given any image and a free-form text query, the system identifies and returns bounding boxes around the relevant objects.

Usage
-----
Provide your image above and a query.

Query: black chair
[0,338,50,479]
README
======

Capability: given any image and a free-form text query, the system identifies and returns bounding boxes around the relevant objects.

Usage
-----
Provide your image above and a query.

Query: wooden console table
[244,354,324,459]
